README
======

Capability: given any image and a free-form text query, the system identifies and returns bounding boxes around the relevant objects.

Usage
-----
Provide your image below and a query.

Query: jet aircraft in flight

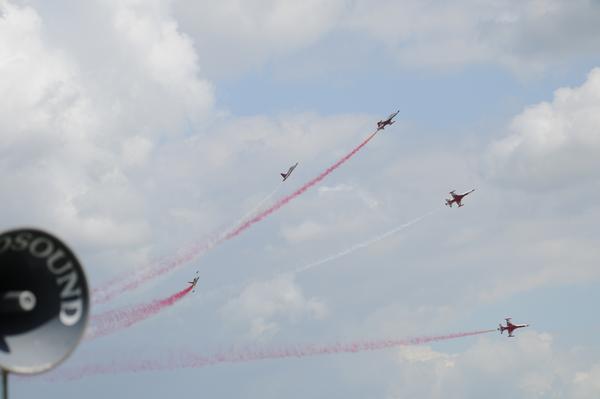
[281,162,299,181]
[188,276,199,292]
[377,110,399,130]
[498,318,529,337]
[445,189,475,208]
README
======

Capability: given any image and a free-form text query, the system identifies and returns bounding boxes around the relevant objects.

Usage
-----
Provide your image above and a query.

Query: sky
[2,0,600,397]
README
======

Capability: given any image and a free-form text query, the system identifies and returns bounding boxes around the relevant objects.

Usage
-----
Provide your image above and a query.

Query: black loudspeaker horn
[0,228,89,375]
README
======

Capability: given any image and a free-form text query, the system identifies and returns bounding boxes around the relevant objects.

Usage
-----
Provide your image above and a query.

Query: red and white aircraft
[281,162,299,181]
[498,318,529,337]
[377,110,399,130]
[445,189,475,208]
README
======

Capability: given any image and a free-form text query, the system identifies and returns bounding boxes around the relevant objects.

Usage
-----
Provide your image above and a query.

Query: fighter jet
[281,162,299,181]
[498,317,529,337]
[445,189,475,208]
[188,274,199,292]
[377,110,399,130]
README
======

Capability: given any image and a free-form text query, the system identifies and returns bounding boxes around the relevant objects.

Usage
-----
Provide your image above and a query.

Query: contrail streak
[86,286,193,340]
[92,129,381,303]
[293,210,437,275]
[57,329,494,380]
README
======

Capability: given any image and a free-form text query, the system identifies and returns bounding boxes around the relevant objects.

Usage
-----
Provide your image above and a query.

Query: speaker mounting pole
[2,369,7,399]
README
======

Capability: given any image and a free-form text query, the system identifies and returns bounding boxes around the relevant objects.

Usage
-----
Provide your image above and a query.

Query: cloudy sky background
[2,0,600,397]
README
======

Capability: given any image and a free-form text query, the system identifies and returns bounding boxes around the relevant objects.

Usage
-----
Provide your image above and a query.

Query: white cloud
[0,2,88,147]
[172,0,600,77]
[319,184,381,210]
[345,0,600,73]
[571,365,600,399]
[485,67,600,190]
[384,332,600,399]
[361,303,456,339]
[120,135,154,167]
[172,0,347,77]
[0,0,214,262]
[396,345,456,367]
[220,275,328,340]
[110,0,214,121]
[281,220,327,243]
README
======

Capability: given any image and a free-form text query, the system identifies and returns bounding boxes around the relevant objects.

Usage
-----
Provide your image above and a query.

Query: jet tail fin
[280,173,286,179]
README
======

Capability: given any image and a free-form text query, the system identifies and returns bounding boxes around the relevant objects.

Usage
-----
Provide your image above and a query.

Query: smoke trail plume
[206,210,438,305]
[221,130,380,242]
[293,210,436,275]
[92,185,282,305]
[87,286,193,340]
[92,242,211,305]
[147,210,437,308]
[58,329,494,380]
[93,129,380,303]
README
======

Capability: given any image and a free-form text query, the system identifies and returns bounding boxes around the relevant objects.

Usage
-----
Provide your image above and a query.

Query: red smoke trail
[59,329,494,380]
[87,285,193,340]
[92,241,212,305]
[93,129,380,303]
[221,129,380,242]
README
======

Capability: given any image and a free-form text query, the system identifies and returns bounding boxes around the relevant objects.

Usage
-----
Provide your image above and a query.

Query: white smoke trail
[201,210,438,303]
[292,209,437,275]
